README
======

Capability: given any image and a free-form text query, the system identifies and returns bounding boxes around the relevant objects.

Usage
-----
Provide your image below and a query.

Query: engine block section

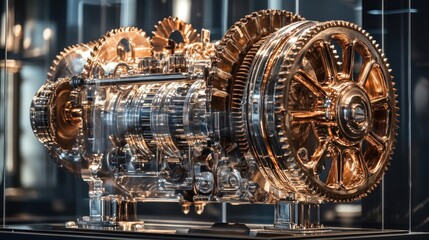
[30,10,398,229]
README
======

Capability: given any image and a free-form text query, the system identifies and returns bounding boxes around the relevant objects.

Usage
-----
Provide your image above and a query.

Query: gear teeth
[270,20,399,203]
[30,79,82,175]
[83,27,151,78]
[47,42,95,83]
[230,40,264,153]
[213,9,304,155]
[152,16,199,52]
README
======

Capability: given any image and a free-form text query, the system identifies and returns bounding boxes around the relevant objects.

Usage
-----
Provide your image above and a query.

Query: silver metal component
[337,85,371,140]
[30,10,397,230]
[201,29,210,43]
[196,172,214,194]
[65,221,77,228]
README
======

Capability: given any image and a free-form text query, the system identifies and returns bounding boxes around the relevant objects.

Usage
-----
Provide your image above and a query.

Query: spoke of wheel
[326,146,342,189]
[370,95,390,108]
[294,71,327,97]
[356,150,370,181]
[320,41,338,81]
[342,41,355,79]
[309,138,331,169]
[357,60,376,87]
[365,132,386,152]
[290,110,326,124]
[347,148,369,185]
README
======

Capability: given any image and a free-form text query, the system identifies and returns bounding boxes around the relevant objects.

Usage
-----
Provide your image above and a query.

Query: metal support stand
[271,201,327,232]
[274,201,295,229]
[71,195,137,228]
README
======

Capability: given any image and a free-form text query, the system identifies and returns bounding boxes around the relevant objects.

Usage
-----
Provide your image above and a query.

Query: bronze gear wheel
[30,79,81,174]
[83,27,151,78]
[48,42,95,82]
[30,42,95,174]
[152,16,199,52]
[245,20,398,202]
[35,42,91,149]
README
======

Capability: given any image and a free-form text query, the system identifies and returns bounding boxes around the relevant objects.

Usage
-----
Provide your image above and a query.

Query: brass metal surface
[29,10,399,228]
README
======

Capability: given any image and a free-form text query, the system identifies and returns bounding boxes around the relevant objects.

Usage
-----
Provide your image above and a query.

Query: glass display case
[1,0,428,239]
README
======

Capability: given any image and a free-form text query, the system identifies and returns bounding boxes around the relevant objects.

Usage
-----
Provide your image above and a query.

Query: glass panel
[360,0,384,229]
[410,0,429,232]
[381,0,411,231]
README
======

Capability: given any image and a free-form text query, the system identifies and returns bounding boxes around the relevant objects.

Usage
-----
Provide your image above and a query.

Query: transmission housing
[30,10,398,229]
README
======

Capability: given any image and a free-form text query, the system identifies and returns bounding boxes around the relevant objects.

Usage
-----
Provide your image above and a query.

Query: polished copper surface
[83,27,151,78]
[275,21,398,201]
[29,11,398,228]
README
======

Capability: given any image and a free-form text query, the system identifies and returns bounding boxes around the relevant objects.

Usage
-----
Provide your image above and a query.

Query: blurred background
[0,0,427,232]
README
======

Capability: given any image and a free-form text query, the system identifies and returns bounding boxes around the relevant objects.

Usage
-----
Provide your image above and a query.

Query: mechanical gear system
[30,10,398,230]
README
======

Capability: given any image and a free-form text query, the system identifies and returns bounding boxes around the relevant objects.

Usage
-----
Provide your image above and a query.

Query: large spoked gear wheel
[283,21,398,202]
[246,20,398,202]
[83,27,151,78]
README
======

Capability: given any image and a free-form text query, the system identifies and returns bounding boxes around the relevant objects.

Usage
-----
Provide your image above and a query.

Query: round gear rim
[30,79,81,174]
[213,9,304,155]
[268,20,398,202]
[48,42,95,82]
[30,43,95,174]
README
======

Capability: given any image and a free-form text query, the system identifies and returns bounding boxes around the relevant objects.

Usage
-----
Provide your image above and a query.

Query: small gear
[48,42,95,82]
[83,27,151,78]
[212,10,304,191]
[152,17,199,52]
